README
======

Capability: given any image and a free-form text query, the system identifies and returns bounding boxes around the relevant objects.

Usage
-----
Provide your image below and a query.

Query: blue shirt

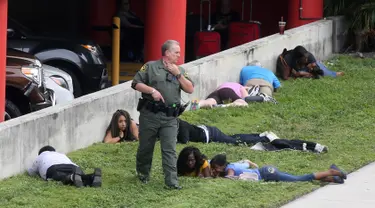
[225,163,262,179]
[240,66,281,89]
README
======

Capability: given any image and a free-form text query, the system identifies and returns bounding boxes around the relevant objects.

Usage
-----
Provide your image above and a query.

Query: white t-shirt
[28,151,77,180]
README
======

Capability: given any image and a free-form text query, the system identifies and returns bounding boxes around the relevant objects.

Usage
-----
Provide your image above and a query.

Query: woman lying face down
[177,146,211,178]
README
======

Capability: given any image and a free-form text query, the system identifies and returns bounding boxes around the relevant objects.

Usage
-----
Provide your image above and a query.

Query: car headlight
[21,66,41,85]
[81,44,98,54]
[50,75,69,90]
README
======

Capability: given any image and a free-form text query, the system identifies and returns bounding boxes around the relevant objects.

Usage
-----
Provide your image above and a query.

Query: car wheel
[5,99,22,121]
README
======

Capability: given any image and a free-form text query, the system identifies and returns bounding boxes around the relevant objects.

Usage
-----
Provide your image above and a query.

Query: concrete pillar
[0,0,8,122]
[144,0,187,64]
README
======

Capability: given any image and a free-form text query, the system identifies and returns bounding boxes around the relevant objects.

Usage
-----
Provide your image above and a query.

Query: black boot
[91,168,102,187]
[72,167,84,188]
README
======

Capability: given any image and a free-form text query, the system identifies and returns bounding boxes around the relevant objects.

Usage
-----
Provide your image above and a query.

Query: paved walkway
[281,162,375,208]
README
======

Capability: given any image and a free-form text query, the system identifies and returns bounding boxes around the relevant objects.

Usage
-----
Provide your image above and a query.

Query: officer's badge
[139,64,148,72]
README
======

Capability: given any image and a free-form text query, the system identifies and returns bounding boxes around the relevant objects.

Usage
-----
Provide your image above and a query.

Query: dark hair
[293,45,308,59]
[210,154,228,168]
[105,109,134,142]
[177,146,207,176]
[38,145,55,155]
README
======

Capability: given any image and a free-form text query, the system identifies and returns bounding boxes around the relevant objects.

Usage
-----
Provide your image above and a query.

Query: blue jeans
[300,62,337,77]
[316,61,337,77]
[259,166,315,182]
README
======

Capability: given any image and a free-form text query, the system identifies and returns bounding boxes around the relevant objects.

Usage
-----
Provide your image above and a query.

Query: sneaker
[332,176,345,184]
[190,100,200,111]
[259,93,277,104]
[248,85,260,96]
[314,143,328,153]
[330,164,347,179]
[91,168,102,187]
[266,131,280,142]
[259,131,269,137]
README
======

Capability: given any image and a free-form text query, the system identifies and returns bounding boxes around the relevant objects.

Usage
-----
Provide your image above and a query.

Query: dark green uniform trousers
[136,109,178,186]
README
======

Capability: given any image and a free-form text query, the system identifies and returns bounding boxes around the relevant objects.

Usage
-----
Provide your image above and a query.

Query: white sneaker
[259,93,277,104]
[248,85,260,96]
[266,131,280,142]
[314,143,328,153]
[259,131,269,137]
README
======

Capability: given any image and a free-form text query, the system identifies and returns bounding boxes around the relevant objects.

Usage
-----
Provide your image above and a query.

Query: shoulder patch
[139,63,148,72]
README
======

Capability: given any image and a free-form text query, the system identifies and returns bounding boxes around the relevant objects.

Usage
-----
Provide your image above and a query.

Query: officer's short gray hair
[248,60,262,67]
[162,40,180,56]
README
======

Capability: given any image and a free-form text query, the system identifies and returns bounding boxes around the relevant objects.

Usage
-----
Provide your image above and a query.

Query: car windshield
[8,17,34,36]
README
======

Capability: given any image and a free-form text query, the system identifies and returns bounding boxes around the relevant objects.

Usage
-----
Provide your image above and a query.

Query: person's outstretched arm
[103,131,121,144]
[200,163,212,178]
[243,159,258,168]
[27,158,39,177]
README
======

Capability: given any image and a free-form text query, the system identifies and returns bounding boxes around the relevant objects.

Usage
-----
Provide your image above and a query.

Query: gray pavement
[281,162,375,208]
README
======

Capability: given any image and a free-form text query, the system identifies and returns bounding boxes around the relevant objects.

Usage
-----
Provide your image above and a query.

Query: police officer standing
[131,40,194,189]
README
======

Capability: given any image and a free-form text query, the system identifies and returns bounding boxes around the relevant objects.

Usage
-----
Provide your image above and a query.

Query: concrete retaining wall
[0,19,339,180]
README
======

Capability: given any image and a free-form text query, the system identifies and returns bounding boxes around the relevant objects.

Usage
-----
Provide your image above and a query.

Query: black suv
[7,17,108,97]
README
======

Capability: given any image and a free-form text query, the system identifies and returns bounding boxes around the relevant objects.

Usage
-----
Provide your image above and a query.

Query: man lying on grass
[209,154,347,183]
[28,145,102,188]
[177,119,328,153]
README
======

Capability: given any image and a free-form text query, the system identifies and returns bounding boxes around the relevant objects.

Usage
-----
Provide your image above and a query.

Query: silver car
[43,65,74,105]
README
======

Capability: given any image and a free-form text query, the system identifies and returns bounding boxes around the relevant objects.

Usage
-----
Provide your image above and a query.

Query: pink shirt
[217,82,243,98]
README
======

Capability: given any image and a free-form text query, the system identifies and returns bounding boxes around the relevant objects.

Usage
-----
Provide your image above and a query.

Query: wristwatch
[176,73,182,79]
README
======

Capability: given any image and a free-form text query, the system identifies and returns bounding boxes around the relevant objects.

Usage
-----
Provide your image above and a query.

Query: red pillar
[288,0,323,29]
[0,0,8,122]
[144,0,186,64]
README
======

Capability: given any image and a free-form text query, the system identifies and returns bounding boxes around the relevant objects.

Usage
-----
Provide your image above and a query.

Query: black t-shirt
[177,119,206,144]
[284,51,317,71]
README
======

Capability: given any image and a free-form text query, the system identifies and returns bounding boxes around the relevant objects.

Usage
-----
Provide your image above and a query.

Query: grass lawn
[1,55,375,208]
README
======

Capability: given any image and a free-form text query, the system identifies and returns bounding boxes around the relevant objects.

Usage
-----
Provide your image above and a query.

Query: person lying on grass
[209,154,347,183]
[177,119,328,153]
[103,109,139,143]
[176,146,256,178]
[277,45,344,80]
[177,146,211,178]
[190,82,276,110]
[28,145,102,188]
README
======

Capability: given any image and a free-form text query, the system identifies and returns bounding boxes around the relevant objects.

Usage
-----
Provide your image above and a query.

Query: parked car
[5,49,53,120]
[43,64,74,105]
[7,17,109,97]
[6,49,75,115]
